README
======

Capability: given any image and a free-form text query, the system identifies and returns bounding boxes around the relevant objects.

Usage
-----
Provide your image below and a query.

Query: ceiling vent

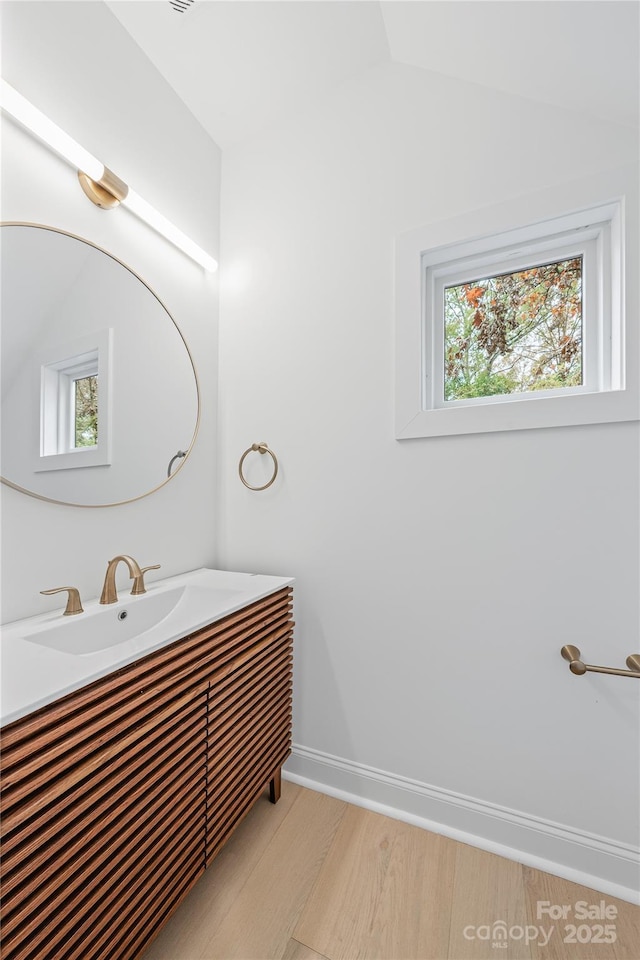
[168,0,195,13]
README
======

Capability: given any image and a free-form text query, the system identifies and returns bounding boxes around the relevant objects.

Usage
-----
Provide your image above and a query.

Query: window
[395,168,638,439]
[443,256,584,402]
[426,221,605,411]
[41,350,99,456]
[36,330,112,472]
[73,373,99,448]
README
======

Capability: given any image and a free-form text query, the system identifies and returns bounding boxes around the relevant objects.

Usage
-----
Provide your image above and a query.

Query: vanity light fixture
[0,79,218,272]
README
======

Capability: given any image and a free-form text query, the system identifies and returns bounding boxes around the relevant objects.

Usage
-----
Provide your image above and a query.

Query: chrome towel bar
[239,442,279,491]
[561,645,640,679]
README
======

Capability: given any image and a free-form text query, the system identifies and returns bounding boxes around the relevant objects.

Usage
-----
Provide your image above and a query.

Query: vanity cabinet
[0,587,293,960]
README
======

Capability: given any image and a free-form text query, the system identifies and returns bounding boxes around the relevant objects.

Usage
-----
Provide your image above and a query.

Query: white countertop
[0,567,294,727]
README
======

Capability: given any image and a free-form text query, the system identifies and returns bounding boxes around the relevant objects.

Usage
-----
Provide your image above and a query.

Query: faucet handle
[41,586,84,616]
[131,564,161,596]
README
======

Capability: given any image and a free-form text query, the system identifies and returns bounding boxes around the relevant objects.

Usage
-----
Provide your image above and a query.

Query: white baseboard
[283,743,640,905]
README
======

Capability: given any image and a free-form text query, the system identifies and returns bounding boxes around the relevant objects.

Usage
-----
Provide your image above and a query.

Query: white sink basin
[1,567,294,726]
[24,587,187,656]
[25,585,187,655]
[24,584,244,656]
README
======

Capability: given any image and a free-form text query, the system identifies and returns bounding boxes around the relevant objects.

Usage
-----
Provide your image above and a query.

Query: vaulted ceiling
[107,1,638,149]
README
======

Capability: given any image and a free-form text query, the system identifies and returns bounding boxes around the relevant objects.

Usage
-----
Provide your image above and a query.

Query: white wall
[0,1,220,621]
[219,62,640,899]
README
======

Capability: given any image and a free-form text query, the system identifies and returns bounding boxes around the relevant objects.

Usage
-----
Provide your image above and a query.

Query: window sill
[396,388,639,440]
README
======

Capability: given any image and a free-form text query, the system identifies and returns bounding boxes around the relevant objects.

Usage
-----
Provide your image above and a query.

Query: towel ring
[239,442,279,491]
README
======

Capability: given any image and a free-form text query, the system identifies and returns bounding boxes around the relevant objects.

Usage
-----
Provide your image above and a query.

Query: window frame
[394,167,638,439]
[35,329,112,472]
[42,350,99,455]
[428,231,600,409]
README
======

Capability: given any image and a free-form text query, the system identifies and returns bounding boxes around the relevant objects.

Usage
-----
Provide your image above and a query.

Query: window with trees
[73,373,99,448]
[41,351,99,456]
[394,170,637,439]
[443,256,582,402]
[36,329,112,473]
[425,221,603,413]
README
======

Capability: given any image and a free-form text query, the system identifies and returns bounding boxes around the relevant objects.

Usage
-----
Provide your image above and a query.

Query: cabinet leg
[269,768,282,804]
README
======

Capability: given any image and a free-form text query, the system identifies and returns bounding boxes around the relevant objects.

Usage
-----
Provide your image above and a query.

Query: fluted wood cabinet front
[1,587,293,960]
[206,601,293,864]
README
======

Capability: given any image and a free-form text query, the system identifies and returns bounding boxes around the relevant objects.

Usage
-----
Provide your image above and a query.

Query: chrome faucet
[99,556,161,604]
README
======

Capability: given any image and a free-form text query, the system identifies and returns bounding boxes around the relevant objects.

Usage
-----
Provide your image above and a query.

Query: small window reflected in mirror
[42,348,100,454]
[37,330,111,473]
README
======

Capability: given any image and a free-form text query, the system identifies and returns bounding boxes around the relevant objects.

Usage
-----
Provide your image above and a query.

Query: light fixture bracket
[77,166,129,209]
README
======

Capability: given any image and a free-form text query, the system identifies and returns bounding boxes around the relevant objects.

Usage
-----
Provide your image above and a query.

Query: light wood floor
[142,782,639,960]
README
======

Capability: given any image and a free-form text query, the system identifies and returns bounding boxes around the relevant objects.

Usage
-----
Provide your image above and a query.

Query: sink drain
[118,610,128,622]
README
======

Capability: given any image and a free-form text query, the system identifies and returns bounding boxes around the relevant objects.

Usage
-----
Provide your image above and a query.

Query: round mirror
[0,223,200,507]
